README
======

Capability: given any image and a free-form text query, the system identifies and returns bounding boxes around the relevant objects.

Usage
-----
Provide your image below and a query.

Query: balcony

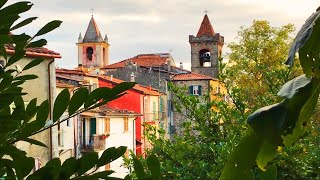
[143,112,167,122]
[81,135,106,152]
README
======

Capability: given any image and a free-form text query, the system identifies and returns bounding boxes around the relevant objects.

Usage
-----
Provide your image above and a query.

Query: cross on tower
[90,8,94,16]
[204,9,208,14]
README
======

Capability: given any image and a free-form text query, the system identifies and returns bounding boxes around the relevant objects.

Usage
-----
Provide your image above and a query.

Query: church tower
[189,14,224,78]
[77,16,109,68]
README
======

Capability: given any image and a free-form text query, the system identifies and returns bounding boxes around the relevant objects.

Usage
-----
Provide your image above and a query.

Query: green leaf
[256,141,277,170]
[59,157,79,179]
[0,87,23,110]
[23,58,44,71]
[26,98,37,118]
[36,100,49,124]
[147,154,161,180]
[6,49,26,67]
[285,9,320,66]
[260,164,277,180]
[277,74,311,99]
[90,171,115,178]
[53,88,70,122]
[0,34,11,44]
[283,78,320,146]
[97,146,127,167]
[10,17,37,31]
[220,129,260,180]
[0,1,33,16]
[15,74,38,81]
[77,152,98,175]
[26,39,47,48]
[0,0,8,9]
[68,87,88,115]
[112,82,135,94]
[84,87,111,109]
[22,138,47,147]
[27,158,61,180]
[35,20,62,37]
[133,158,146,179]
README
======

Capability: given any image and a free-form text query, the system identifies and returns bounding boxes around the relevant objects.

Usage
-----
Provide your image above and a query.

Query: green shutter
[189,86,193,95]
[198,85,202,95]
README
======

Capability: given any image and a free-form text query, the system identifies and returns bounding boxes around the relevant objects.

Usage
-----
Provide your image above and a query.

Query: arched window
[86,47,94,61]
[199,49,211,67]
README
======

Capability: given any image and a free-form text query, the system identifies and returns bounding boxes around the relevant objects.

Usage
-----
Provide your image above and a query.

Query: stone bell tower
[189,13,224,78]
[77,16,109,68]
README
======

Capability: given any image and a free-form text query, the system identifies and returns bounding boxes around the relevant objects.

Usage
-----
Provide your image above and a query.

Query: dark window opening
[86,47,94,61]
[199,49,211,67]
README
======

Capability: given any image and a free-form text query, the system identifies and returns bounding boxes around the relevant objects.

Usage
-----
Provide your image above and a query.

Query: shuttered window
[189,85,202,95]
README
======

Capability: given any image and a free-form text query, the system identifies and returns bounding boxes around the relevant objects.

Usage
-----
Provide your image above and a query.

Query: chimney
[180,62,183,69]
[148,85,151,91]
[110,75,113,81]
[130,72,135,82]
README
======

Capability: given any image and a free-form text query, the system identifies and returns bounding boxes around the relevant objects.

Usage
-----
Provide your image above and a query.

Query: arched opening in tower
[86,47,94,61]
[199,49,211,67]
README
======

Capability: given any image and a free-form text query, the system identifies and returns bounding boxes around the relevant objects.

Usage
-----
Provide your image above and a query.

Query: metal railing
[81,135,106,152]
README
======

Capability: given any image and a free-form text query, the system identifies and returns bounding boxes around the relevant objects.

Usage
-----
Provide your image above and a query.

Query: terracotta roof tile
[102,53,171,69]
[99,75,161,96]
[172,72,215,81]
[197,14,215,37]
[56,68,86,76]
[5,44,61,58]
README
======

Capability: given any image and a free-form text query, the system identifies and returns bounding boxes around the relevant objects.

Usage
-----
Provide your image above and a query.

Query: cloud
[7,0,320,69]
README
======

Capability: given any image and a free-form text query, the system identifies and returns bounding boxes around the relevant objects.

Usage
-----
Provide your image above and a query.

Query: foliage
[0,0,141,179]
[225,20,301,113]
[136,84,243,180]
[220,8,320,180]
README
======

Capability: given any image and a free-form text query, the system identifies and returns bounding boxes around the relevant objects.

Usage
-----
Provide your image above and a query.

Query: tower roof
[82,16,104,43]
[196,14,215,37]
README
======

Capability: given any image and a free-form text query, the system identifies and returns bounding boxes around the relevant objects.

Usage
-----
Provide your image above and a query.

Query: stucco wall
[8,56,58,165]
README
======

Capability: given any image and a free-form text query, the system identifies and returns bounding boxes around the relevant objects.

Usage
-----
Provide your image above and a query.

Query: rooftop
[99,75,161,96]
[102,53,174,69]
[5,44,61,58]
[196,14,215,37]
[172,71,217,81]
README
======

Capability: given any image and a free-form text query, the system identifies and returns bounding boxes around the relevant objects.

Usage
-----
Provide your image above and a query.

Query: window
[216,85,220,94]
[86,47,93,61]
[104,118,110,134]
[189,85,202,95]
[124,117,129,132]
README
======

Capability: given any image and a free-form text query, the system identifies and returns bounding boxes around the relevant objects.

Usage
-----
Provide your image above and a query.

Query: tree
[0,1,147,179]
[221,8,320,180]
[225,20,301,113]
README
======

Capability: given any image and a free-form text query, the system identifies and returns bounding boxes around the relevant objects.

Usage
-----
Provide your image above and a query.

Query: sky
[10,0,320,70]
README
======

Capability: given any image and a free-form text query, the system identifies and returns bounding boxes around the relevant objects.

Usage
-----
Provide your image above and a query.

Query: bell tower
[77,16,109,68]
[189,13,224,78]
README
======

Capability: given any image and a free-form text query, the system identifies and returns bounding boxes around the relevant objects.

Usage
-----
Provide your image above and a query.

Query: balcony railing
[81,135,106,152]
[143,111,167,122]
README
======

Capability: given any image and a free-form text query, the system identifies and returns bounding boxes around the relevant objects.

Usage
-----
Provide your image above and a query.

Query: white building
[80,106,139,178]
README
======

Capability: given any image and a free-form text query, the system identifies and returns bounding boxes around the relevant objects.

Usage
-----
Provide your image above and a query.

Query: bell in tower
[76,16,110,68]
[189,13,224,78]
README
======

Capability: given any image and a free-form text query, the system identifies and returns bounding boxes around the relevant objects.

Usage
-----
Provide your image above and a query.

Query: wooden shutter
[198,85,202,95]
[189,86,193,95]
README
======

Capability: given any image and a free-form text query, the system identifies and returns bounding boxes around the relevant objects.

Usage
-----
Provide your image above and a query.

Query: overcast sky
[10,0,320,70]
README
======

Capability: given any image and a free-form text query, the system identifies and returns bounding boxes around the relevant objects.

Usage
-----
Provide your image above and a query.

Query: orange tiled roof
[172,71,215,81]
[99,75,161,96]
[196,14,215,37]
[102,53,171,69]
[5,44,61,58]
[56,68,86,76]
